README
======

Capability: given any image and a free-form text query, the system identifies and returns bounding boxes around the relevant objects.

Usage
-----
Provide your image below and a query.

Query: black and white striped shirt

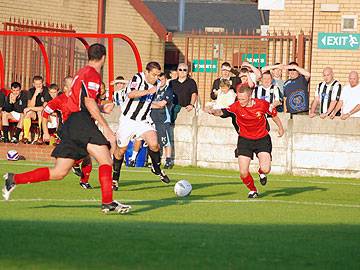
[252,84,281,105]
[315,80,341,114]
[122,72,156,122]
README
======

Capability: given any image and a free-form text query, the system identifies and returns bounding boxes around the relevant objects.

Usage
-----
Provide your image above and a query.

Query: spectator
[112,76,128,107]
[253,71,281,110]
[283,61,311,115]
[151,72,174,169]
[262,63,284,111]
[46,84,61,132]
[99,81,109,104]
[0,89,5,140]
[2,82,28,143]
[207,79,236,109]
[22,75,51,144]
[171,63,198,123]
[330,71,360,119]
[309,67,341,119]
[210,62,240,101]
[169,68,178,81]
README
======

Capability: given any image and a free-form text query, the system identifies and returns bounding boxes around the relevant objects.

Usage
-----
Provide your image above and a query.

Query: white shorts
[10,111,21,121]
[116,116,155,147]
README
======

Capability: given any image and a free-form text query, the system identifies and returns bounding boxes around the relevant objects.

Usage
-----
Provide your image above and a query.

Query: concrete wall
[164,110,360,178]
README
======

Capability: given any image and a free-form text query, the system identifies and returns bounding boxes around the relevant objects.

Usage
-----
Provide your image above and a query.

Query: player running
[2,43,131,214]
[112,61,170,191]
[42,76,93,189]
[207,84,284,198]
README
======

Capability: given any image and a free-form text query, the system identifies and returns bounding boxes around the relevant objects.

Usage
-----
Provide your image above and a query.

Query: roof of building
[143,0,268,33]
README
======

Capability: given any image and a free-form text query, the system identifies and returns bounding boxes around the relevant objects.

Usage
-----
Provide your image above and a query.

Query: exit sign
[318,32,360,50]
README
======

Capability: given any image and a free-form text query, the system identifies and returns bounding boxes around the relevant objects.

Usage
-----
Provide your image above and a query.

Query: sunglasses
[178,69,187,72]
[289,69,296,71]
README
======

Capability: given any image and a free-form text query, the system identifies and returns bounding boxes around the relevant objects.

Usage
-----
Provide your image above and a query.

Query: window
[341,15,357,32]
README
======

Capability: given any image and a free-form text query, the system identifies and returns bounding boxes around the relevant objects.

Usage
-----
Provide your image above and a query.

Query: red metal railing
[0,31,143,99]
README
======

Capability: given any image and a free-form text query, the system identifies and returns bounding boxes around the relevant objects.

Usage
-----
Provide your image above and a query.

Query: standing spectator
[262,63,284,111]
[171,63,198,123]
[22,75,51,144]
[169,68,178,81]
[112,76,128,107]
[99,81,110,104]
[0,90,5,140]
[253,71,281,110]
[151,72,174,169]
[2,82,28,143]
[330,71,360,119]
[309,67,341,119]
[283,61,311,115]
[210,62,240,101]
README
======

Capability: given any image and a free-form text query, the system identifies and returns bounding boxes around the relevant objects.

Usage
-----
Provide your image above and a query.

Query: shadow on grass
[260,186,327,198]
[0,219,358,270]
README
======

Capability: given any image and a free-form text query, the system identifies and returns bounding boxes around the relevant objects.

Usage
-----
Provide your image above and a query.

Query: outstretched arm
[271,115,285,137]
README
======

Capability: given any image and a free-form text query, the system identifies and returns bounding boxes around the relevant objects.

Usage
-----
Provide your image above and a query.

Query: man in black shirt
[22,75,51,143]
[171,63,198,123]
[2,82,28,143]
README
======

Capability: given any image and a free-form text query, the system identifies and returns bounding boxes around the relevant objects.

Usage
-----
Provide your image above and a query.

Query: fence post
[297,31,305,67]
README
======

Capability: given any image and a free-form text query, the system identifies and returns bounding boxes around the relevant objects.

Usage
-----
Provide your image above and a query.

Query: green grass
[0,160,359,270]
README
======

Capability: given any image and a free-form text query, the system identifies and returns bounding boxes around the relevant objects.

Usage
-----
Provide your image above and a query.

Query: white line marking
[1,161,359,186]
[1,198,359,209]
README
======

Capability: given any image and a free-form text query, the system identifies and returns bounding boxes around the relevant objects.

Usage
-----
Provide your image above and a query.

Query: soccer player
[112,61,170,191]
[206,85,285,198]
[2,43,131,214]
[42,76,94,190]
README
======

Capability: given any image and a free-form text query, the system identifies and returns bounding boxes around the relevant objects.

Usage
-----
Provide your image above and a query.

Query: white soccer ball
[7,150,19,161]
[174,180,192,197]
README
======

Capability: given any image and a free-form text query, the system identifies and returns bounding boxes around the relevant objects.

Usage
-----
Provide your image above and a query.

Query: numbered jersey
[67,65,101,114]
[121,72,156,122]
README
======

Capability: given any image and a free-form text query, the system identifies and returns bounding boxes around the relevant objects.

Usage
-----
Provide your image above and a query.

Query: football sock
[14,167,50,184]
[80,163,92,183]
[130,151,138,161]
[14,127,22,140]
[240,173,257,192]
[2,126,9,140]
[148,149,161,174]
[23,118,31,140]
[99,164,113,204]
[112,155,123,181]
[73,159,82,167]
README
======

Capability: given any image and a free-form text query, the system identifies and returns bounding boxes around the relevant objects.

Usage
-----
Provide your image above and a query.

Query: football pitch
[0,161,359,270]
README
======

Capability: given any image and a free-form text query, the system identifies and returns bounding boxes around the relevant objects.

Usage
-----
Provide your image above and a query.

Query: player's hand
[309,112,316,118]
[103,126,116,144]
[185,105,194,112]
[341,113,350,120]
[147,87,157,95]
[23,107,30,114]
[102,103,114,114]
[43,132,50,142]
[277,127,285,137]
[320,113,328,119]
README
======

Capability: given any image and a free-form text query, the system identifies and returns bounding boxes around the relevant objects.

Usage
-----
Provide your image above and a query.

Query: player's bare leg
[257,152,271,186]
[142,130,170,184]
[238,155,258,198]
[87,143,131,214]
[112,145,127,191]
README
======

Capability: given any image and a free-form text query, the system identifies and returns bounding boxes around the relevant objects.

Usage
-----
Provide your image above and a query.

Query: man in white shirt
[330,71,360,119]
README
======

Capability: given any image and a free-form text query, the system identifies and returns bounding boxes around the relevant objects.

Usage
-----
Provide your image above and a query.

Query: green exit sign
[241,53,267,68]
[192,59,218,73]
[318,32,360,50]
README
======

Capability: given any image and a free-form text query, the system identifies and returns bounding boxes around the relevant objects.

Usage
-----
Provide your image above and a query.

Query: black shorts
[235,135,272,160]
[51,111,110,160]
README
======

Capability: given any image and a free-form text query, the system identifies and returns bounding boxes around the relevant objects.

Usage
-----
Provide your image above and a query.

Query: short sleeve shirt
[28,86,52,107]
[284,75,309,113]
[171,77,198,107]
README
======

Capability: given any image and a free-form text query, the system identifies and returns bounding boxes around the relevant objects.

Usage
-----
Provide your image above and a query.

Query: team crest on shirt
[88,82,100,91]
[255,111,262,118]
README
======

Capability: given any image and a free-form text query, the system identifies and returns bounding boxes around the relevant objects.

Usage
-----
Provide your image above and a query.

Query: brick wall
[269,0,360,100]
[0,143,54,162]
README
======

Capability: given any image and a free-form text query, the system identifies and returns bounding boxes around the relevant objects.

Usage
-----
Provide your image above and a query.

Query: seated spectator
[206,79,236,109]
[46,84,60,132]
[253,71,281,111]
[171,63,198,123]
[151,72,174,169]
[2,82,28,143]
[262,63,284,111]
[210,62,240,101]
[330,71,360,119]
[99,81,110,104]
[22,75,51,144]
[283,61,311,115]
[309,67,341,119]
